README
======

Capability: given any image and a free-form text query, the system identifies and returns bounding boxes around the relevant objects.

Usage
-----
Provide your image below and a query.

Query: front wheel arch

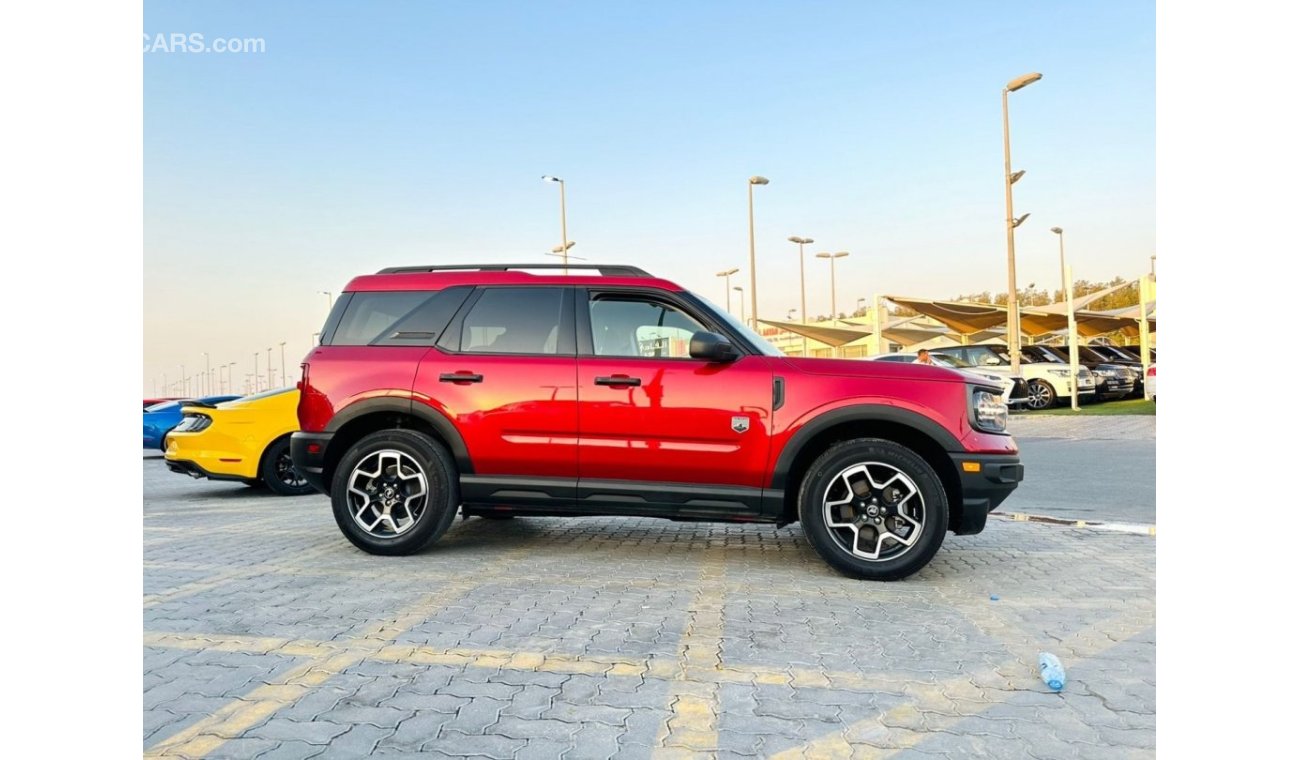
[775,414,963,533]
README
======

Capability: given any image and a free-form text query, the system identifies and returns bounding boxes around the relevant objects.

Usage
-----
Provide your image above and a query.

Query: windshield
[686,292,786,357]
[930,354,972,368]
[1029,347,1065,363]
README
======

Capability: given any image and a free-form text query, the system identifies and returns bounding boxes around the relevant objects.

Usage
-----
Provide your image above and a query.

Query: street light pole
[816,252,849,356]
[747,176,769,329]
[253,353,259,393]
[1051,227,1067,301]
[202,352,210,395]
[716,268,739,314]
[542,176,569,274]
[266,347,274,388]
[228,362,236,395]
[1002,72,1041,375]
[788,236,813,356]
[733,286,745,324]
[319,291,333,314]
[279,342,287,388]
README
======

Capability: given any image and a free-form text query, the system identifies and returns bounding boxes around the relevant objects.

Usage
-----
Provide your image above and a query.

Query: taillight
[1146,366,1156,377]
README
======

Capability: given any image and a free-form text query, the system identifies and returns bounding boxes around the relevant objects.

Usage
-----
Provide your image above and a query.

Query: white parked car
[931,345,1096,410]
[1146,363,1156,402]
[868,352,1029,407]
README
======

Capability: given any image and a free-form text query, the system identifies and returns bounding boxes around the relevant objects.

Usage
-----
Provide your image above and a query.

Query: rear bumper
[290,431,333,494]
[947,453,1024,535]
[165,457,249,483]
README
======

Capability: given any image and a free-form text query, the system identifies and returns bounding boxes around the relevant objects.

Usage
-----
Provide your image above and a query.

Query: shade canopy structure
[885,295,1155,340]
[760,318,953,349]
[884,297,1009,335]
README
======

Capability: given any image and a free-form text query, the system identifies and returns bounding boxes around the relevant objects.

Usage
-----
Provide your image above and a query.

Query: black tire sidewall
[259,436,315,496]
[330,430,459,555]
[798,439,948,581]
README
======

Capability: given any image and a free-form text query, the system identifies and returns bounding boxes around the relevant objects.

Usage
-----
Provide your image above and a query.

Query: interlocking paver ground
[143,456,1155,758]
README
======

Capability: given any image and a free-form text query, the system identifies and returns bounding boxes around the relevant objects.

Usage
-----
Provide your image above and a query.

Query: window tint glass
[331,292,434,346]
[589,298,705,358]
[461,288,565,354]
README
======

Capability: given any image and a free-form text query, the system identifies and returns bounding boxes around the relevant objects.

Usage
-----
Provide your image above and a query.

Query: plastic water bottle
[1038,652,1066,691]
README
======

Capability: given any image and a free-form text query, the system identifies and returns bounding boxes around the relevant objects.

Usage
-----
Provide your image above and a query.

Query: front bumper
[947,453,1024,535]
[290,431,334,494]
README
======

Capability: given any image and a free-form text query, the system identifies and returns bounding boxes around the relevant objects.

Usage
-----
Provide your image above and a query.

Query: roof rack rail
[376,263,652,277]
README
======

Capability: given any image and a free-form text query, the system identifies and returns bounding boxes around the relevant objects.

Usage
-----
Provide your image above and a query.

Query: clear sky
[144,0,1153,394]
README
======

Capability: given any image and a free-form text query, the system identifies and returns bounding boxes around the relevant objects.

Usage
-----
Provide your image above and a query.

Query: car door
[574,288,775,514]
[411,285,579,504]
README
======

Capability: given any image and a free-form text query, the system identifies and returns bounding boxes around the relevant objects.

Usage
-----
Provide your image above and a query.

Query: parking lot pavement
[144,458,1155,759]
[1006,416,1156,526]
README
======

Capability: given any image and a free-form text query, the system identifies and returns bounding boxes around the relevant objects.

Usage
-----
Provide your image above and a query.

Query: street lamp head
[1006,72,1043,92]
[815,252,831,259]
[541,175,563,183]
[1051,226,1063,235]
[733,286,744,292]
[551,241,575,252]
[1009,170,1026,185]
[788,236,813,245]
[1012,213,1031,228]
[834,251,849,258]
[748,176,769,185]
[716,268,739,277]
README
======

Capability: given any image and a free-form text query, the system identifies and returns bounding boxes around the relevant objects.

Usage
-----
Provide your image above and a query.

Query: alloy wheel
[346,449,429,537]
[274,450,309,489]
[822,462,926,561]
[1027,382,1052,410]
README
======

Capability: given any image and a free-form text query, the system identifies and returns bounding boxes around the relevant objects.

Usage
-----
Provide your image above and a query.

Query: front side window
[461,287,566,354]
[589,297,705,358]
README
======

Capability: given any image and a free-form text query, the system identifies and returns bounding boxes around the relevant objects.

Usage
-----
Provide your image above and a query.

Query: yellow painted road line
[144,546,533,758]
[653,551,727,757]
[768,609,1156,760]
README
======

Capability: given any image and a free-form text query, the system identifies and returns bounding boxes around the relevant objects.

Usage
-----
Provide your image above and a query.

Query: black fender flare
[324,396,474,474]
[769,404,962,491]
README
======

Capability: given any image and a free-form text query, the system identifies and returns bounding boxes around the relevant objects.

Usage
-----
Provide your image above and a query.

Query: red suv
[292,264,1022,580]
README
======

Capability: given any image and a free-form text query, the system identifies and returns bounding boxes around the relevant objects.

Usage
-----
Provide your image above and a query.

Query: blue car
[143,395,241,450]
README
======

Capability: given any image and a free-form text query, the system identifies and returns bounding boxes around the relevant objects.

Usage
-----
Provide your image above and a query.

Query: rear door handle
[594,375,641,387]
[439,372,483,384]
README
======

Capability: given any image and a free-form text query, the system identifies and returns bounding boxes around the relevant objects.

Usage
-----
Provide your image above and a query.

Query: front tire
[331,430,459,555]
[1026,379,1057,410]
[260,436,315,496]
[798,439,948,581]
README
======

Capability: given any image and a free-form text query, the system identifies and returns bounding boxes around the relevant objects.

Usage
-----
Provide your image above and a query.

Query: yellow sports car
[164,387,313,496]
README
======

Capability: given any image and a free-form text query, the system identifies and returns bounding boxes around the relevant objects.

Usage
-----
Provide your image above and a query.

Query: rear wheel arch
[772,406,964,532]
[322,399,472,487]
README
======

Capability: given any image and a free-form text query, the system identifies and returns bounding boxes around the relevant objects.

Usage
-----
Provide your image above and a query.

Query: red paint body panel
[297,346,428,432]
[412,352,578,477]
[575,355,776,487]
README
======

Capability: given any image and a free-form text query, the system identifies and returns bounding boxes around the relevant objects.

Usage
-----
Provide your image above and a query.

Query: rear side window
[328,288,471,346]
[459,287,567,355]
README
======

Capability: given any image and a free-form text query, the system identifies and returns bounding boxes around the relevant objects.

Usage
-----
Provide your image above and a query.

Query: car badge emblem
[731,416,750,434]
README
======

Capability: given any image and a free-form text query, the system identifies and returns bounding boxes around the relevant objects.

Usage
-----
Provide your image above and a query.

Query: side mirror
[982,355,1001,366]
[689,331,740,363]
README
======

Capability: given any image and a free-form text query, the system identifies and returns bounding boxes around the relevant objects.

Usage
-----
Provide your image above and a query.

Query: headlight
[1095,369,1116,378]
[173,414,211,433]
[972,389,1008,433]
[1047,369,1071,377]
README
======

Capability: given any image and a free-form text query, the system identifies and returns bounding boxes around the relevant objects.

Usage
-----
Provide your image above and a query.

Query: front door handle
[594,375,641,387]
[439,372,483,384]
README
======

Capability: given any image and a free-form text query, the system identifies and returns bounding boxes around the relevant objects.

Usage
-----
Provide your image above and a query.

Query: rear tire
[798,438,948,581]
[331,430,459,555]
[260,436,315,496]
